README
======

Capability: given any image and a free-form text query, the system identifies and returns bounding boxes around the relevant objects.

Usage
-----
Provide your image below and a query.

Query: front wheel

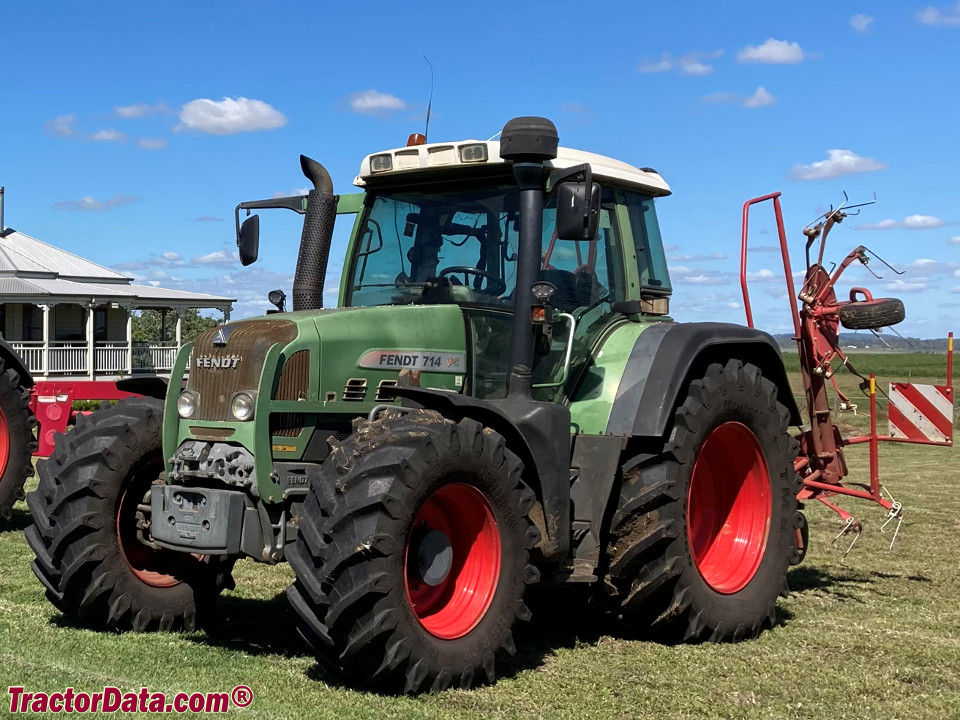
[602,359,803,641]
[25,398,233,632]
[286,411,540,693]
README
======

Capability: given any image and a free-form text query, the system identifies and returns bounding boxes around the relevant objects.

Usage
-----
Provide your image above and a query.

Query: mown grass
[0,355,958,719]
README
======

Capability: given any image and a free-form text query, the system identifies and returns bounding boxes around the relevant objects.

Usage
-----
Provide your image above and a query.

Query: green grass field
[1,354,958,719]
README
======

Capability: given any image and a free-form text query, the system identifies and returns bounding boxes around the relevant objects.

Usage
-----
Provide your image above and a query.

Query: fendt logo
[213,326,235,347]
[195,356,241,369]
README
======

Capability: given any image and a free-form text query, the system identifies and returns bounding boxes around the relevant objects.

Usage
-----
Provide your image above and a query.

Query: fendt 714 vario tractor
[27,117,808,692]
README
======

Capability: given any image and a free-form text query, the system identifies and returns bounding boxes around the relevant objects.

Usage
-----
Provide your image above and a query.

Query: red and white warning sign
[888,382,954,444]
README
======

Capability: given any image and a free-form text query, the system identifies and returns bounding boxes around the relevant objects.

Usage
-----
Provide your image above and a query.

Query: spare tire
[838,298,905,330]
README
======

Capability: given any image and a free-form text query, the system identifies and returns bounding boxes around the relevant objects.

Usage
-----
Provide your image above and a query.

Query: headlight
[177,390,198,419]
[230,392,256,421]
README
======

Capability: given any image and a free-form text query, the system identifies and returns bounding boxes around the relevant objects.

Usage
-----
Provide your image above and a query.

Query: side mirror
[555,180,601,241]
[238,215,260,266]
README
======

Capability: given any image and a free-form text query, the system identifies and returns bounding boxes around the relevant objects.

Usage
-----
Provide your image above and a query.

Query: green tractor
[26,117,804,692]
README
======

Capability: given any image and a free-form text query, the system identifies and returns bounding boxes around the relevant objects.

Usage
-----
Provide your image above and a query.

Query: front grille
[271,413,306,438]
[343,378,367,401]
[189,319,297,421]
[276,350,310,401]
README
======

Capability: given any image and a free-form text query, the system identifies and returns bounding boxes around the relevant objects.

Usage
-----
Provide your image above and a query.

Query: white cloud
[904,215,944,229]
[949,236,960,245]
[52,195,141,212]
[790,149,887,180]
[348,90,407,114]
[738,39,805,64]
[701,86,776,108]
[743,86,776,108]
[91,128,125,142]
[176,97,287,135]
[638,50,722,76]
[195,216,224,223]
[669,252,728,261]
[637,52,674,73]
[272,188,310,199]
[138,137,168,150]
[192,250,238,266]
[850,13,874,32]
[885,279,929,293]
[115,102,170,118]
[746,268,778,282]
[919,2,960,25]
[857,215,949,230]
[45,114,76,137]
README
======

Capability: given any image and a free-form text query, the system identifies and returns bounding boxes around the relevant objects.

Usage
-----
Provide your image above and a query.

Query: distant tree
[132,308,221,343]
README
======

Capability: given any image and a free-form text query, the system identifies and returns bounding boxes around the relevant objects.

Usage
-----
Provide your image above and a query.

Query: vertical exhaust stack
[1,186,5,232]
[292,156,337,311]
[499,117,559,398]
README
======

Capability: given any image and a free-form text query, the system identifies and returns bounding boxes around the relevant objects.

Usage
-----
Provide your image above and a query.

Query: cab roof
[355,139,671,197]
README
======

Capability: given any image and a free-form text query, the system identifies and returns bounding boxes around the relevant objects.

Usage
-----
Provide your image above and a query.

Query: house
[0,227,235,379]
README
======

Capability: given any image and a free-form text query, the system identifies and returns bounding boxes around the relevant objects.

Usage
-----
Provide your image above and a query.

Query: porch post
[223,306,231,323]
[175,307,183,347]
[125,307,133,375]
[86,303,95,380]
[41,304,51,376]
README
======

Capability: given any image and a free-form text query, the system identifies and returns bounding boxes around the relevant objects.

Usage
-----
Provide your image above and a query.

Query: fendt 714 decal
[358,350,465,373]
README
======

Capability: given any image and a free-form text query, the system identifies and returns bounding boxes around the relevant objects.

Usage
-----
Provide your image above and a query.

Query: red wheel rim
[115,456,185,589]
[686,422,771,594]
[404,482,501,639]
[0,408,9,479]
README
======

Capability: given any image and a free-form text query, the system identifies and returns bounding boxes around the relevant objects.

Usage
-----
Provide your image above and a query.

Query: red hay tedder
[742,192,954,558]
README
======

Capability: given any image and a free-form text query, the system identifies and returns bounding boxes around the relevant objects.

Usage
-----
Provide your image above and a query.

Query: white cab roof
[355,139,671,196]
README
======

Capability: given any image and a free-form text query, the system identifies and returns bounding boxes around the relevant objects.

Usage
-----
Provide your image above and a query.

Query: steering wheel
[438,266,507,296]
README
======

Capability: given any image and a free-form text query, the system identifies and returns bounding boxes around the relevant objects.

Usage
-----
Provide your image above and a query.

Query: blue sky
[2,0,959,338]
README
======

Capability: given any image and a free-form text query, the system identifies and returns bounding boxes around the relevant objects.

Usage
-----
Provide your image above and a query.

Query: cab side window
[622,190,672,293]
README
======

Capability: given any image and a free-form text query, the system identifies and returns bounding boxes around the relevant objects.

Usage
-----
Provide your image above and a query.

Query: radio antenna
[423,56,434,141]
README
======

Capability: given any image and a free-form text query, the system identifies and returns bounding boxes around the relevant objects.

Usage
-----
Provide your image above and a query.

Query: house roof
[0,228,234,309]
[0,229,132,282]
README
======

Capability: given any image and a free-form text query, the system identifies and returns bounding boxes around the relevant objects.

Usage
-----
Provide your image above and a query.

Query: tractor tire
[838,297,905,330]
[602,359,803,642]
[25,397,234,632]
[0,358,37,521]
[286,411,540,693]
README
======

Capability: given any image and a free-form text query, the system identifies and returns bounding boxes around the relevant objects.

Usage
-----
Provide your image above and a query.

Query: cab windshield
[344,181,669,313]
[346,184,523,309]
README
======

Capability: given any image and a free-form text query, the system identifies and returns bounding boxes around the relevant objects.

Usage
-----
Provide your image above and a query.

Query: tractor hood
[164,305,469,494]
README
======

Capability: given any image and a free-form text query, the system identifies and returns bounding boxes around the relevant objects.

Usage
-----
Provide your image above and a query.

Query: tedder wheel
[602,359,804,642]
[286,410,541,693]
[0,357,37,521]
[838,297,905,330]
[25,397,234,632]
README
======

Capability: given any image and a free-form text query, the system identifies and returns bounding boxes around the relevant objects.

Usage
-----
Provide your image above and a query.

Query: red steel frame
[741,192,954,533]
[30,381,140,457]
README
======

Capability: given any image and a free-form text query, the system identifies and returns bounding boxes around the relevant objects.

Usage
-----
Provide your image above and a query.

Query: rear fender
[605,322,801,438]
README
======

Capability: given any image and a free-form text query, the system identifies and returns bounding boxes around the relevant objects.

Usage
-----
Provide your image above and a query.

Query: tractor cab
[343,138,674,398]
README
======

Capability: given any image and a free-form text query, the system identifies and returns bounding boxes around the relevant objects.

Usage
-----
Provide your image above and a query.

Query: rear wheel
[602,359,803,641]
[286,411,540,693]
[0,358,37,521]
[25,398,233,632]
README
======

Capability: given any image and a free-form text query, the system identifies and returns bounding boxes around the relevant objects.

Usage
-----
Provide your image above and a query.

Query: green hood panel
[165,305,468,501]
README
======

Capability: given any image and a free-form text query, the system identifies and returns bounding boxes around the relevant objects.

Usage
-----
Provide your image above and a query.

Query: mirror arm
[233,195,308,244]
[547,163,592,192]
